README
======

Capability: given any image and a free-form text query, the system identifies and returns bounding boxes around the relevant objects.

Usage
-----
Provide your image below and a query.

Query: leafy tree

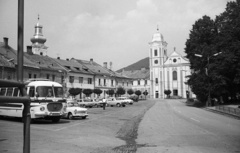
[127,89,134,96]
[106,89,115,97]
[68,88,82,98]
[93,88,102,97]
[135,90,142,98]
[116,87,125,96]
[143,90,148,99]
[164,90,171,98]
[82,89,93,97]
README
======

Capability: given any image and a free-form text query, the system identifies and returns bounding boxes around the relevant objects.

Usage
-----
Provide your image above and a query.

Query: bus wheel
[68,113,74,120]
[52,117,61,123]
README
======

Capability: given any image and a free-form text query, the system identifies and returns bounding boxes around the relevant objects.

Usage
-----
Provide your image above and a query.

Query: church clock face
[173,58,177,63]
[154,60,158,64]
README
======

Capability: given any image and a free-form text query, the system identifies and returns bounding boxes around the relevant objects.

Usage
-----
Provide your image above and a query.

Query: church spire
[30,15,48,55]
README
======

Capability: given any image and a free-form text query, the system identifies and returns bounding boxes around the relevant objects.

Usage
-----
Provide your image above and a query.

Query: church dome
[151,29,164,42]
[30,18,46,45]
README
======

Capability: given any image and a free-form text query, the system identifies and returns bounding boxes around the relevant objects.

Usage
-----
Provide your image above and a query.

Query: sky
[0,0,233,70]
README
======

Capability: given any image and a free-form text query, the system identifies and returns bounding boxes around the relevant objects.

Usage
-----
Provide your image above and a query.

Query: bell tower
[149,27,168,99]
[30,15,48,55]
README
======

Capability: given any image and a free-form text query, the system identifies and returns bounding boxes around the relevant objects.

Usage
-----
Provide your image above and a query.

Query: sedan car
[64,99,88,119]
[106,97,127,107]
[77,99,96,108]
[116,97,133,105]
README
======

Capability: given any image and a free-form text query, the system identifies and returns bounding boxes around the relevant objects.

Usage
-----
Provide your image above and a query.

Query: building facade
[149,29,193,99]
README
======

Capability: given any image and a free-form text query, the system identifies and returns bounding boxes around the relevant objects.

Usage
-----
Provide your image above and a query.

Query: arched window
[154,49,158,56]
[173,71,177,80]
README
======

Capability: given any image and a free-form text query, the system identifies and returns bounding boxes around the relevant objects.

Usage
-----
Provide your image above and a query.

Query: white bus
[0,79,67,123]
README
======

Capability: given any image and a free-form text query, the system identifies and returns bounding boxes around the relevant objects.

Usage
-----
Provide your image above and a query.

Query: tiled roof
[52,58,93,74]
[24,53,64,71]
[0,42,39,69]
[75,59,111,76]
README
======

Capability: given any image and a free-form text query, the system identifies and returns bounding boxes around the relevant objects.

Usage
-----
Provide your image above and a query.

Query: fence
[215,105,240,117]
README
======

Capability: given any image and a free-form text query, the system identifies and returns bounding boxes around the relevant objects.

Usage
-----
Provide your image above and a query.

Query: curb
[204,107,240,120]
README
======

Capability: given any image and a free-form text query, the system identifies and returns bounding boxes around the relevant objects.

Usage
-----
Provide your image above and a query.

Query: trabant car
[64,99,88,119]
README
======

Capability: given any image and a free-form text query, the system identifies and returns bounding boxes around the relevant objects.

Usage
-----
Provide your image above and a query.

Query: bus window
[6,88,13,96]
[54,87,64,97]
[0,88,7,96]
[13,88,19,96]
[29,87,35,97]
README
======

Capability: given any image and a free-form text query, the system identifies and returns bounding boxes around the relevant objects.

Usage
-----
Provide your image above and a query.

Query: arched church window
[173,71,177,80]
[154,49,158,56]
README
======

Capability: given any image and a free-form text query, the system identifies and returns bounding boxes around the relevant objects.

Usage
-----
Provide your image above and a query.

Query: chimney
[57,57,60,60]
[40,52,43,56]
[90,58,93,64]
[103,62,107,68]
[109,62,112,70]
[66,58,69,61]
[27,46,33,55]
[3,37,8,47]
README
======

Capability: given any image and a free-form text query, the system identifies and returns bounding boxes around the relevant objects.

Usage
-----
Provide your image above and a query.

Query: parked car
[106,97,127,107]
[93,98,106,107]
[64,99,88,119]
[77,99,96,108]
[116,97,133,105]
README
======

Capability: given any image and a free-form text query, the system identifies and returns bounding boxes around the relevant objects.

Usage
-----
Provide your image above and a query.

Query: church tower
[30,15,48,56]
[149,27,168,98]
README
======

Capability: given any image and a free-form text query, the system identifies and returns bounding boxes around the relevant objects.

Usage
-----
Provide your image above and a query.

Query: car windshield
[36,86,64,98]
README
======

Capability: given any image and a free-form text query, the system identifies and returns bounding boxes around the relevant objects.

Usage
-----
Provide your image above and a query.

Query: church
[149,28,193,99]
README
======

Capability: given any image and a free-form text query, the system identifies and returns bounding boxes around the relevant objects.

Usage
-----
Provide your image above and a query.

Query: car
[64,99,88,119]
[93,98,107,107]
[116,97,133,105]
[106,97,127,107]
[76,99,96,108]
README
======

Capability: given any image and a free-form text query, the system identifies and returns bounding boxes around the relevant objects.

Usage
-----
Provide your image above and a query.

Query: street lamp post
[194,52,222,107]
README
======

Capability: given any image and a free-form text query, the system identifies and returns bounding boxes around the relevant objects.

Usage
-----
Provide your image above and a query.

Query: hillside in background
[117,57,149,72]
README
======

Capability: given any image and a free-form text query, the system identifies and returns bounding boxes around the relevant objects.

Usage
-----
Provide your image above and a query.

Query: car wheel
[122,104,126,107]
[52,117,61,123]
[68,113,74,120]
[116,103,121,107]
[82,116,87,119]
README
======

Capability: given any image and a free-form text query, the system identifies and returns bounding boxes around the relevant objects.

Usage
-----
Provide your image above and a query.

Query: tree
[116,87,125,97]
[143,90,148,99]
[82,89,93,97]
[68,88,82,98]
[106,89,115,97]
[93,88,102,97]
[135,90,142,98]
[127,89,134,96]
[164,90,171,98]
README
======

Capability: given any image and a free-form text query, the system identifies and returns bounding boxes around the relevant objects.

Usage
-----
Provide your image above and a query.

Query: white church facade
[149,29,193,99]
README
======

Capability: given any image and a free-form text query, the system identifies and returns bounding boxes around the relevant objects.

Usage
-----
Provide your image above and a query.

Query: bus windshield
[36,86,64,98]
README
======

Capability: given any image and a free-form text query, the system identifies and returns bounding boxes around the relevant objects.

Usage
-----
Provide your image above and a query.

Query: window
[173,90,178,96]
[155,78,158,84]
[154,49,158,56]
[52,75,55,81]
[34,74,37,78]
[127,82,128,86]
[69,76,74,83]
[104,79,106,86]
[29,73,32,78]
[122,82,124,86]
[29,87,35,97]
[111,80,114,86]
[145,80,147,85]
[79,77,83,83]
[46,74,50,79]
[138,80,140,85]
[173,71,177,80]
[61,76,64,84]
[99,79,101,86]
[88,78,92,84]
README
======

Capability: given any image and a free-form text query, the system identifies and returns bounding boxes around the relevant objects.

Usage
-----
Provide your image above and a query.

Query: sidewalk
[205,105,240,119]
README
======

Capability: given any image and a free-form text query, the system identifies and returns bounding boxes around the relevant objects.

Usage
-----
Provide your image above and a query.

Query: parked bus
[0,78,67,123]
